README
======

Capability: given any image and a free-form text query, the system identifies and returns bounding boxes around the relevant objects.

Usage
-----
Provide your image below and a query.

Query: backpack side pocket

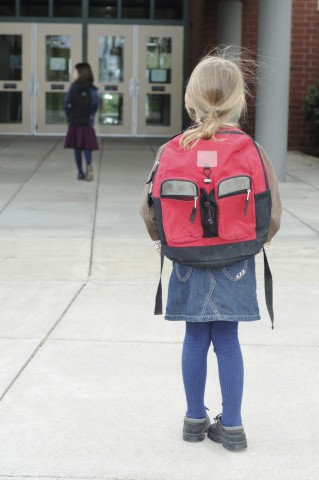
[217,176,255,240]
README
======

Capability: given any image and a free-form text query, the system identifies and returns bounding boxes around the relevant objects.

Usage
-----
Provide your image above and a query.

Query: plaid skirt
[64,124,99,150]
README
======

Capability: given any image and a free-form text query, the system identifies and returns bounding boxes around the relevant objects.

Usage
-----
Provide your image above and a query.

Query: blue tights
[182,321,244,427]
[74,149,92,175]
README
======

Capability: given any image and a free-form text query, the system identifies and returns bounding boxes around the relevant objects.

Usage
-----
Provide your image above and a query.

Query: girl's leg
[74,149,83,176]
[83,149,93,181]
[182,322,211,419]
[210,321,244,427]
[83,149,92,166]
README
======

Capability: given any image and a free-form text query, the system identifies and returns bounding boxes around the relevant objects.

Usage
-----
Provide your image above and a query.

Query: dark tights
[74,149,92,175]
[182,321,244,426]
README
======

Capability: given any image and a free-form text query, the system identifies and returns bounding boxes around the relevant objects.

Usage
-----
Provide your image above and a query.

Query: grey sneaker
[183,415,210,442]
[85,165,93,181]
[207,414,247,451]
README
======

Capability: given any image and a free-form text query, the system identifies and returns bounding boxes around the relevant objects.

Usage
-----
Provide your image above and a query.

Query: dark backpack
[149,129,275,327]
[65,84,93,125]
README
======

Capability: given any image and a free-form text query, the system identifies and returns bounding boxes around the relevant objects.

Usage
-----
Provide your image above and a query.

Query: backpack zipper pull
[244,188,251,216]
[190,196,198,223]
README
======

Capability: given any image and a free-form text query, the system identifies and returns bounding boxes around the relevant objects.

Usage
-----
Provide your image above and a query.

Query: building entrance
[0,22,82,135]
[0,23,183,136]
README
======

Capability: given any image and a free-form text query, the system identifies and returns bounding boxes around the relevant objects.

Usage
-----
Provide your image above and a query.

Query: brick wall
[241,0,258,137]
[185,1,218,127]
[289,0,319,151]
[188,0,218,72]
[242,0,319,151]
[187,0,319,152]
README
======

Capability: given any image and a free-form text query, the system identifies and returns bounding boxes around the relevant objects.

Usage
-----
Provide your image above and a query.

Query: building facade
[0,0,318,176]
[189,0,319,153]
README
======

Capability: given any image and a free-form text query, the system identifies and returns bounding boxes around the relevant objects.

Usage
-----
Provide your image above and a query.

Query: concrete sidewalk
[0,135,318,480]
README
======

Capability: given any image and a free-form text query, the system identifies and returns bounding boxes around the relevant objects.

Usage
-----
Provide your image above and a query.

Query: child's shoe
[183,415,210,442]
[207,414,247,451]
[85,165,93,181]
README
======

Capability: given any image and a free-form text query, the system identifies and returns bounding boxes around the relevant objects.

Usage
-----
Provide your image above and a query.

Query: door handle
[34,79,39,97]
[129,78,140,98]
[135,79,140,97]
[28,77,39,96]
[28,77,33,96]
[129,78,135,97]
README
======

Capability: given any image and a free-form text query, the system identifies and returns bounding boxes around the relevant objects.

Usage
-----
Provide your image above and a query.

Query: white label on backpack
[197,151,218,167]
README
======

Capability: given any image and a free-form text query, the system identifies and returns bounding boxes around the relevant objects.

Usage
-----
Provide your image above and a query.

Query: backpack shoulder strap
[154,250,165,315]
[263,248,274,329]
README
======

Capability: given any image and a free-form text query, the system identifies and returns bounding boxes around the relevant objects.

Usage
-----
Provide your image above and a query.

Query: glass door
[0,23,183,137]
[137,26,183,136]
[0,23,32,133]
[88,25,133,136]
[35,24,82,134]
[88,25,184,137]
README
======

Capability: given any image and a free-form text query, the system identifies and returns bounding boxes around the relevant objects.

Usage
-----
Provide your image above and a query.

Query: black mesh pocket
[200,188,218,237]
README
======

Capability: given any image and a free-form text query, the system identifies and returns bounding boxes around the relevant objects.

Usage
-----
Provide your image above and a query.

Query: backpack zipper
[190,195,198,223]
[244,188,251,216]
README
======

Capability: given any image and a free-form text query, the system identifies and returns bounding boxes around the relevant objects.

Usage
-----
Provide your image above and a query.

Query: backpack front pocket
[160,180,203,243]
[217,176,254,240]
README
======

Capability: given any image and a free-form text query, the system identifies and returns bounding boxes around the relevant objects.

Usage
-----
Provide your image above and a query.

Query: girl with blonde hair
[140,51,281,451]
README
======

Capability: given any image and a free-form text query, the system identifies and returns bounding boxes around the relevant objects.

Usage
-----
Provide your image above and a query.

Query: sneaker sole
[183,431,206,442]
[207,430,247,451]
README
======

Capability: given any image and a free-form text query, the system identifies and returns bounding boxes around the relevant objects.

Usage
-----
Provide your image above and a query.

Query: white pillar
[255,0,293,181]
[217,0,242,46]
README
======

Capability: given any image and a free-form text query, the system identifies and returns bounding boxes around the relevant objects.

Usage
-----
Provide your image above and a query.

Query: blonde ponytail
[198,109,220,138]
[180,51,248,150]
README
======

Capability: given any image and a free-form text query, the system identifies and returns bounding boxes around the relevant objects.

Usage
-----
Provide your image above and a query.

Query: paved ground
[0,135,318,480]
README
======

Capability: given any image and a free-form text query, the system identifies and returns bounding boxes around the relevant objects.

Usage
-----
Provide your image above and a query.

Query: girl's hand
[153,240,161,255]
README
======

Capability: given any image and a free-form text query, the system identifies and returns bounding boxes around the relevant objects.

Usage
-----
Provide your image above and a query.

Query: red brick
[186,0,319,151]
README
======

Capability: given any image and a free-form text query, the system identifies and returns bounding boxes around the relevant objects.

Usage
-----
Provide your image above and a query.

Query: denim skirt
[165,256,260,322]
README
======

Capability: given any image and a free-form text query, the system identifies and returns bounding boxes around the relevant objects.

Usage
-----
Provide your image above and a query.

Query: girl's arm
[258,145,282,242]
[64,84,73,111]
[92,87,99,116]
[139,144,166,241]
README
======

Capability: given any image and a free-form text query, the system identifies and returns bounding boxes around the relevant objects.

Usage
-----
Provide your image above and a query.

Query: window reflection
[122,0,150,19]
[0,35,22,81]
[155,0,183,19]
[46,92,66,124]
[0,0,184,19]
[99,92,123,125]
[0,0,16,16]
[146,94,170,126]
[89,0,117,18]
[21,0,49,16]
[99,36,124,83]
[146,37,171,84]
[0,92,22,123]
[46,35,71,82]
[53,0,82,17]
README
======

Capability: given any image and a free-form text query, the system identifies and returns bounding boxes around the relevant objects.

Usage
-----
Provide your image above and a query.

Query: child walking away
[64,62,99,181]
[140,50,282,451]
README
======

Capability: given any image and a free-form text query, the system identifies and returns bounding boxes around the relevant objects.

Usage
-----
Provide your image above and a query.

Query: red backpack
[150,129,274,326]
